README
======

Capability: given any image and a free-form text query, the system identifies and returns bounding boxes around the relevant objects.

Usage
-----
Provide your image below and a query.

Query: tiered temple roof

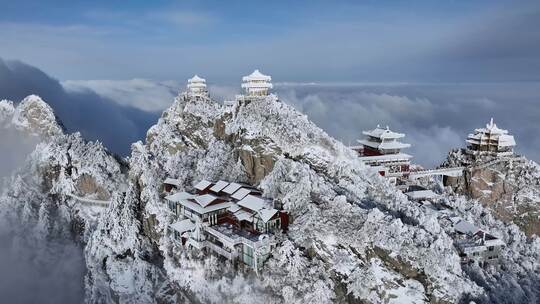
[466,118,516,155]
[352,125,413,183]
[241,69,273,96]
[357,125,411,155]
[187,75,208,96]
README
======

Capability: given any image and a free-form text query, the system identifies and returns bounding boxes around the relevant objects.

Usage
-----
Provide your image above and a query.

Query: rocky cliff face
[443,149,540,237]
[1,93,539,303]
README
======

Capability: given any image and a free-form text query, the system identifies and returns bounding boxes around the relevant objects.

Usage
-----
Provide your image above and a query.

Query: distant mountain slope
[0,58,159,155]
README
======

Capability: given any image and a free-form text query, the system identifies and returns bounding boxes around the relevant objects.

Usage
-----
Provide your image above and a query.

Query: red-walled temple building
[352,125,412,184]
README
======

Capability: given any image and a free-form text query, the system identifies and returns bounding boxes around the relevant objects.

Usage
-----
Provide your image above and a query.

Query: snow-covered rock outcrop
[8,95,64,137]
[443,149,540,237]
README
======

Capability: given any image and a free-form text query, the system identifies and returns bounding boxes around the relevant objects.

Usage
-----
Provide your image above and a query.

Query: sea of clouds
[2,57,540,168]
[65,79,540,168]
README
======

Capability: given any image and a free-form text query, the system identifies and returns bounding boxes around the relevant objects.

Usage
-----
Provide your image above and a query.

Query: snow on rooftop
[223,182,242,195]
[362,125,405,140]
[170,219,195,234]
[359,153,413,163]
[237,195,265,212]
[484,237,505,247]
[164,178,181,187]
[210,180,229,193]
[194,194,219,207]
[188,75,206,83]
[242,69,271,82]
[179,199,232,214]
[258,208,278,222]
[235,210,254,222]
[231,188,252,201]
[166,191,194,202]
[405,190,439,200]
[194,180,212,191]
[358,139,411,150]
[454,220,480,235]
[228,204,241,213]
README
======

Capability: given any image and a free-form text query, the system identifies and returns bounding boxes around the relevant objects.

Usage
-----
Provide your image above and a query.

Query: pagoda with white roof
[353,125,412,182]
[358,125,411,156]
[466,118,516,156]
[186,75,208,97]
[241,69,273,97]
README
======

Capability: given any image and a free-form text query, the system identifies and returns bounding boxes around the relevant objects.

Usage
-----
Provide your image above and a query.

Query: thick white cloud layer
[2,57,539,168]
[63,77,540,168]
[63,79,181,112]
[274,83,540,167]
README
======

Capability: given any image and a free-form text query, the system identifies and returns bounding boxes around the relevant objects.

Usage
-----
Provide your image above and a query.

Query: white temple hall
[352,125,413,182]
[241,69,273,97]
[186,75,208,98]
[466,118,516,156]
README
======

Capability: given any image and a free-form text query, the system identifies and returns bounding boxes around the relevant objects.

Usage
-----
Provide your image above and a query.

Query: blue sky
[1,0,538,82]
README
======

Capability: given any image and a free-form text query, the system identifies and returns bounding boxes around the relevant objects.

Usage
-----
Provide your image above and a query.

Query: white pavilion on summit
[466,118,516,156]
[241,69,273,97]
[186,75,208,97]
[353,125,412,180]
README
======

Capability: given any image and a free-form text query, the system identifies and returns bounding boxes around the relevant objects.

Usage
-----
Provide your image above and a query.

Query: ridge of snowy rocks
[84,92,495,303]
[1,95,63,137]
[443,148,540,237]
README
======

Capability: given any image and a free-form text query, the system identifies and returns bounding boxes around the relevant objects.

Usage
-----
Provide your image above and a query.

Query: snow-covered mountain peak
[10,94,63,138]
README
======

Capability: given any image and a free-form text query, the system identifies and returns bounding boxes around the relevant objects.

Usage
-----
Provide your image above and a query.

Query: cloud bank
[275,83,540,167]
[63,79,180,113]
[0,58,159,155]
[0,128,39,190]
[0,230,85,304]
[1,58,539,168]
